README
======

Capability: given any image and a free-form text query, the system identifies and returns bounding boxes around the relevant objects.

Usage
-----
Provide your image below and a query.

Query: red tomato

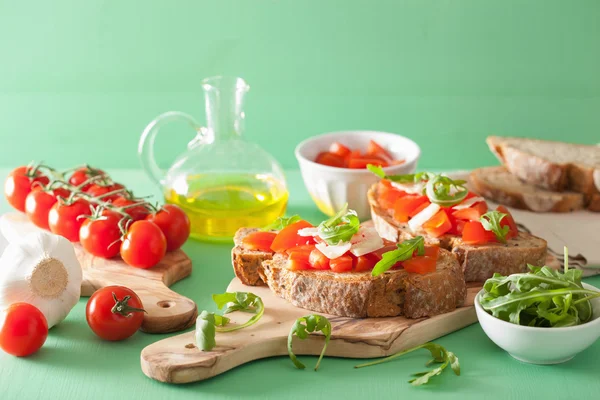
[86,183,125,201]
[393,195,429,223]
[86,286,145,341]
[80,213,123,258]
[0,303,48,357]
[367,140,393,161]
[409,201,431,218]
[462,221,496,245]
[315,152,346,168]
[377,180,406,210]
[355,253,380,272]
[69,167,106,191]
[423,210,452,238]
[403,256,437,274]
[270,220,315,253]
[423,245,441,259]
[496,205,519,240]
[111,196,149,221]
[330,255,353,272]
[452,201,488,221]
[120,221,167,269]
[242,231,277,252]
[4,166,49,212]
[145,204,191,251]
[348,157,389,169]
[287,249,312,270]
[48,198,91,242]
[329,142,351,158]
[25,188,58,230]
[309,248,330,270]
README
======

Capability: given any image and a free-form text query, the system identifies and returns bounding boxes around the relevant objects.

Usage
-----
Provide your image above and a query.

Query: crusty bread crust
[260,251,465,319]
[469,167,585,213]
[232,228,271,286]
[368,184,548,282]
[487,136,600,195]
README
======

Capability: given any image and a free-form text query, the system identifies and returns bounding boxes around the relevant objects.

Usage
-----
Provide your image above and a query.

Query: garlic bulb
[0,231,82,328]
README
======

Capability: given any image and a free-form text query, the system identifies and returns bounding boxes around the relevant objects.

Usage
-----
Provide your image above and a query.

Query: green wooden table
[1,168,599,400]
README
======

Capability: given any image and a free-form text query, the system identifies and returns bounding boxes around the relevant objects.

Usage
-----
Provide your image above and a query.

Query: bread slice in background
[469,166,585,213]
[487,136,600,195]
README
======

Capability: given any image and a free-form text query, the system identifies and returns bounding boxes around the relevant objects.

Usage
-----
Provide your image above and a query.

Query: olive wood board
[0,212,198,334]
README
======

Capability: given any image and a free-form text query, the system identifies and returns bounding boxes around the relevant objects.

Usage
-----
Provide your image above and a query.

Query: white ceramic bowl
[475,282,600,364]
[295,131,420,220]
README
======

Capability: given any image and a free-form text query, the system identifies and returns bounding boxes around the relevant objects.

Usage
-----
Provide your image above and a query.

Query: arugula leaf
[262,215,301,231]
[317,203,360,245]
[287,314,332,371]
[371,236,425,277]
[354,342,460,386]
[480,211,510,243]
[425,174,468,206]
[195,311,217,351]
[367,165,431,185]
[212,292,265,332]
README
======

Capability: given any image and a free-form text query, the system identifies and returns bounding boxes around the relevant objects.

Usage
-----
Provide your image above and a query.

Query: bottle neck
[203,77,248,141]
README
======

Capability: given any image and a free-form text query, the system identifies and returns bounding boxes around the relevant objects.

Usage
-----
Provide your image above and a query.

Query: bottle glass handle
[138,111,204,186]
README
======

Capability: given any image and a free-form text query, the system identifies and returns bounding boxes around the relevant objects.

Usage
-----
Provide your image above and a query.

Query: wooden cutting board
[0,212,197,334]
[141,277,482,384]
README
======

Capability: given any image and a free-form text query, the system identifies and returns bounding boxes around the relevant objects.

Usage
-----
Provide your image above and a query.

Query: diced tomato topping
[315,152,345,168]
[393,195,429,223]
[348,157,389,169]
[377,181,407,210]
[241,231,277,252]
[409,201,431,218]
[287,250,312,270]
[423,245,440,258]
[354,253,380,272]
[422,210,452,238]
[402,256,437,274]
[462,221,496,245]
[270,220,315,253]
[330,255,354,273]
[452,201,488,221]
[367,140,393,161]
[329,142,352,158]
[308,248,330,270]
[496,205,519,240]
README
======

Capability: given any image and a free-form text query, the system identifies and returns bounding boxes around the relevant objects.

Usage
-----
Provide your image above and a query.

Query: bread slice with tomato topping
[368,181,547,282]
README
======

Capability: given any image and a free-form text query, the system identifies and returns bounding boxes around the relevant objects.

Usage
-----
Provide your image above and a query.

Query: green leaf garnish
[367,165,431,185]
[212,292,265,332]
[371,236,425,277]
[262,215,301,231]
[424,174,468,206]
[195,311,217,351]
[317,203,360,245]
[479,211,510,243]
[479,247,600,327]
[287,314,332,371]
[354,342,460,386]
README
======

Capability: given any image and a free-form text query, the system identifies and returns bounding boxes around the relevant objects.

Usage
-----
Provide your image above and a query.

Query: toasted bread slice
[487,136,600,195]
[368,184,547,282]
[469,166,585,213]
[232,228,466,318]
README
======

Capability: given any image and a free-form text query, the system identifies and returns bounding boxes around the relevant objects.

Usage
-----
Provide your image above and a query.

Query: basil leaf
[479,211,510,243]
[317,203,360,245]
[195,311,217,351]
[425,174,468,206]
[262,215,301,231]
[371,236,425,277]
[287,314,332,371]
[354,342,460,386]
[367,164,432,185]
[212,291,265,332]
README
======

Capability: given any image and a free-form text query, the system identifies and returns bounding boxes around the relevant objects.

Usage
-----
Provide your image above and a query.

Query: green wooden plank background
[1,0,598,172]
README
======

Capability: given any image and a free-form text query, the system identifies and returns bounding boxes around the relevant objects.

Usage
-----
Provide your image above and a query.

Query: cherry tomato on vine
[80,212,123,258]
[87,182,125,201]
[86,286,145,341]
[69,167,106,191]
[111,196,149,221]
[146,204,191,251]
[120,220,166,269]
[48,198,91,242]
[0,303,48,357]
[4,166,49,212]
[25,187,59,230]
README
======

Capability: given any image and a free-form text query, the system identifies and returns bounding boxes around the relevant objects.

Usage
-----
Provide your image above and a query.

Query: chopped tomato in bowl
[313,140,404,169]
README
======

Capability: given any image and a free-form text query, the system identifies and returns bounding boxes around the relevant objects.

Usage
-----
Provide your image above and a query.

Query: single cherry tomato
[0,303,48,357]
[80,212,123,258]
[315,152,346,168]
[497,205,519,240]
[111,196,149,221]
[86,286,145,341]
[69,167,106,191]
[120,220,167,269]
[25,188,59,230]
[308,248,330,270]
[4,166,49,212]
[242,231,277,252]
[330,254,354,272]
[48,198,91,242]
[270,220,315,253]
[145,204,191,251]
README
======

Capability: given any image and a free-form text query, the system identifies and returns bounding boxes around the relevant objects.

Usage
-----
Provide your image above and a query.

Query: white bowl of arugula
[475,249,600,365]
